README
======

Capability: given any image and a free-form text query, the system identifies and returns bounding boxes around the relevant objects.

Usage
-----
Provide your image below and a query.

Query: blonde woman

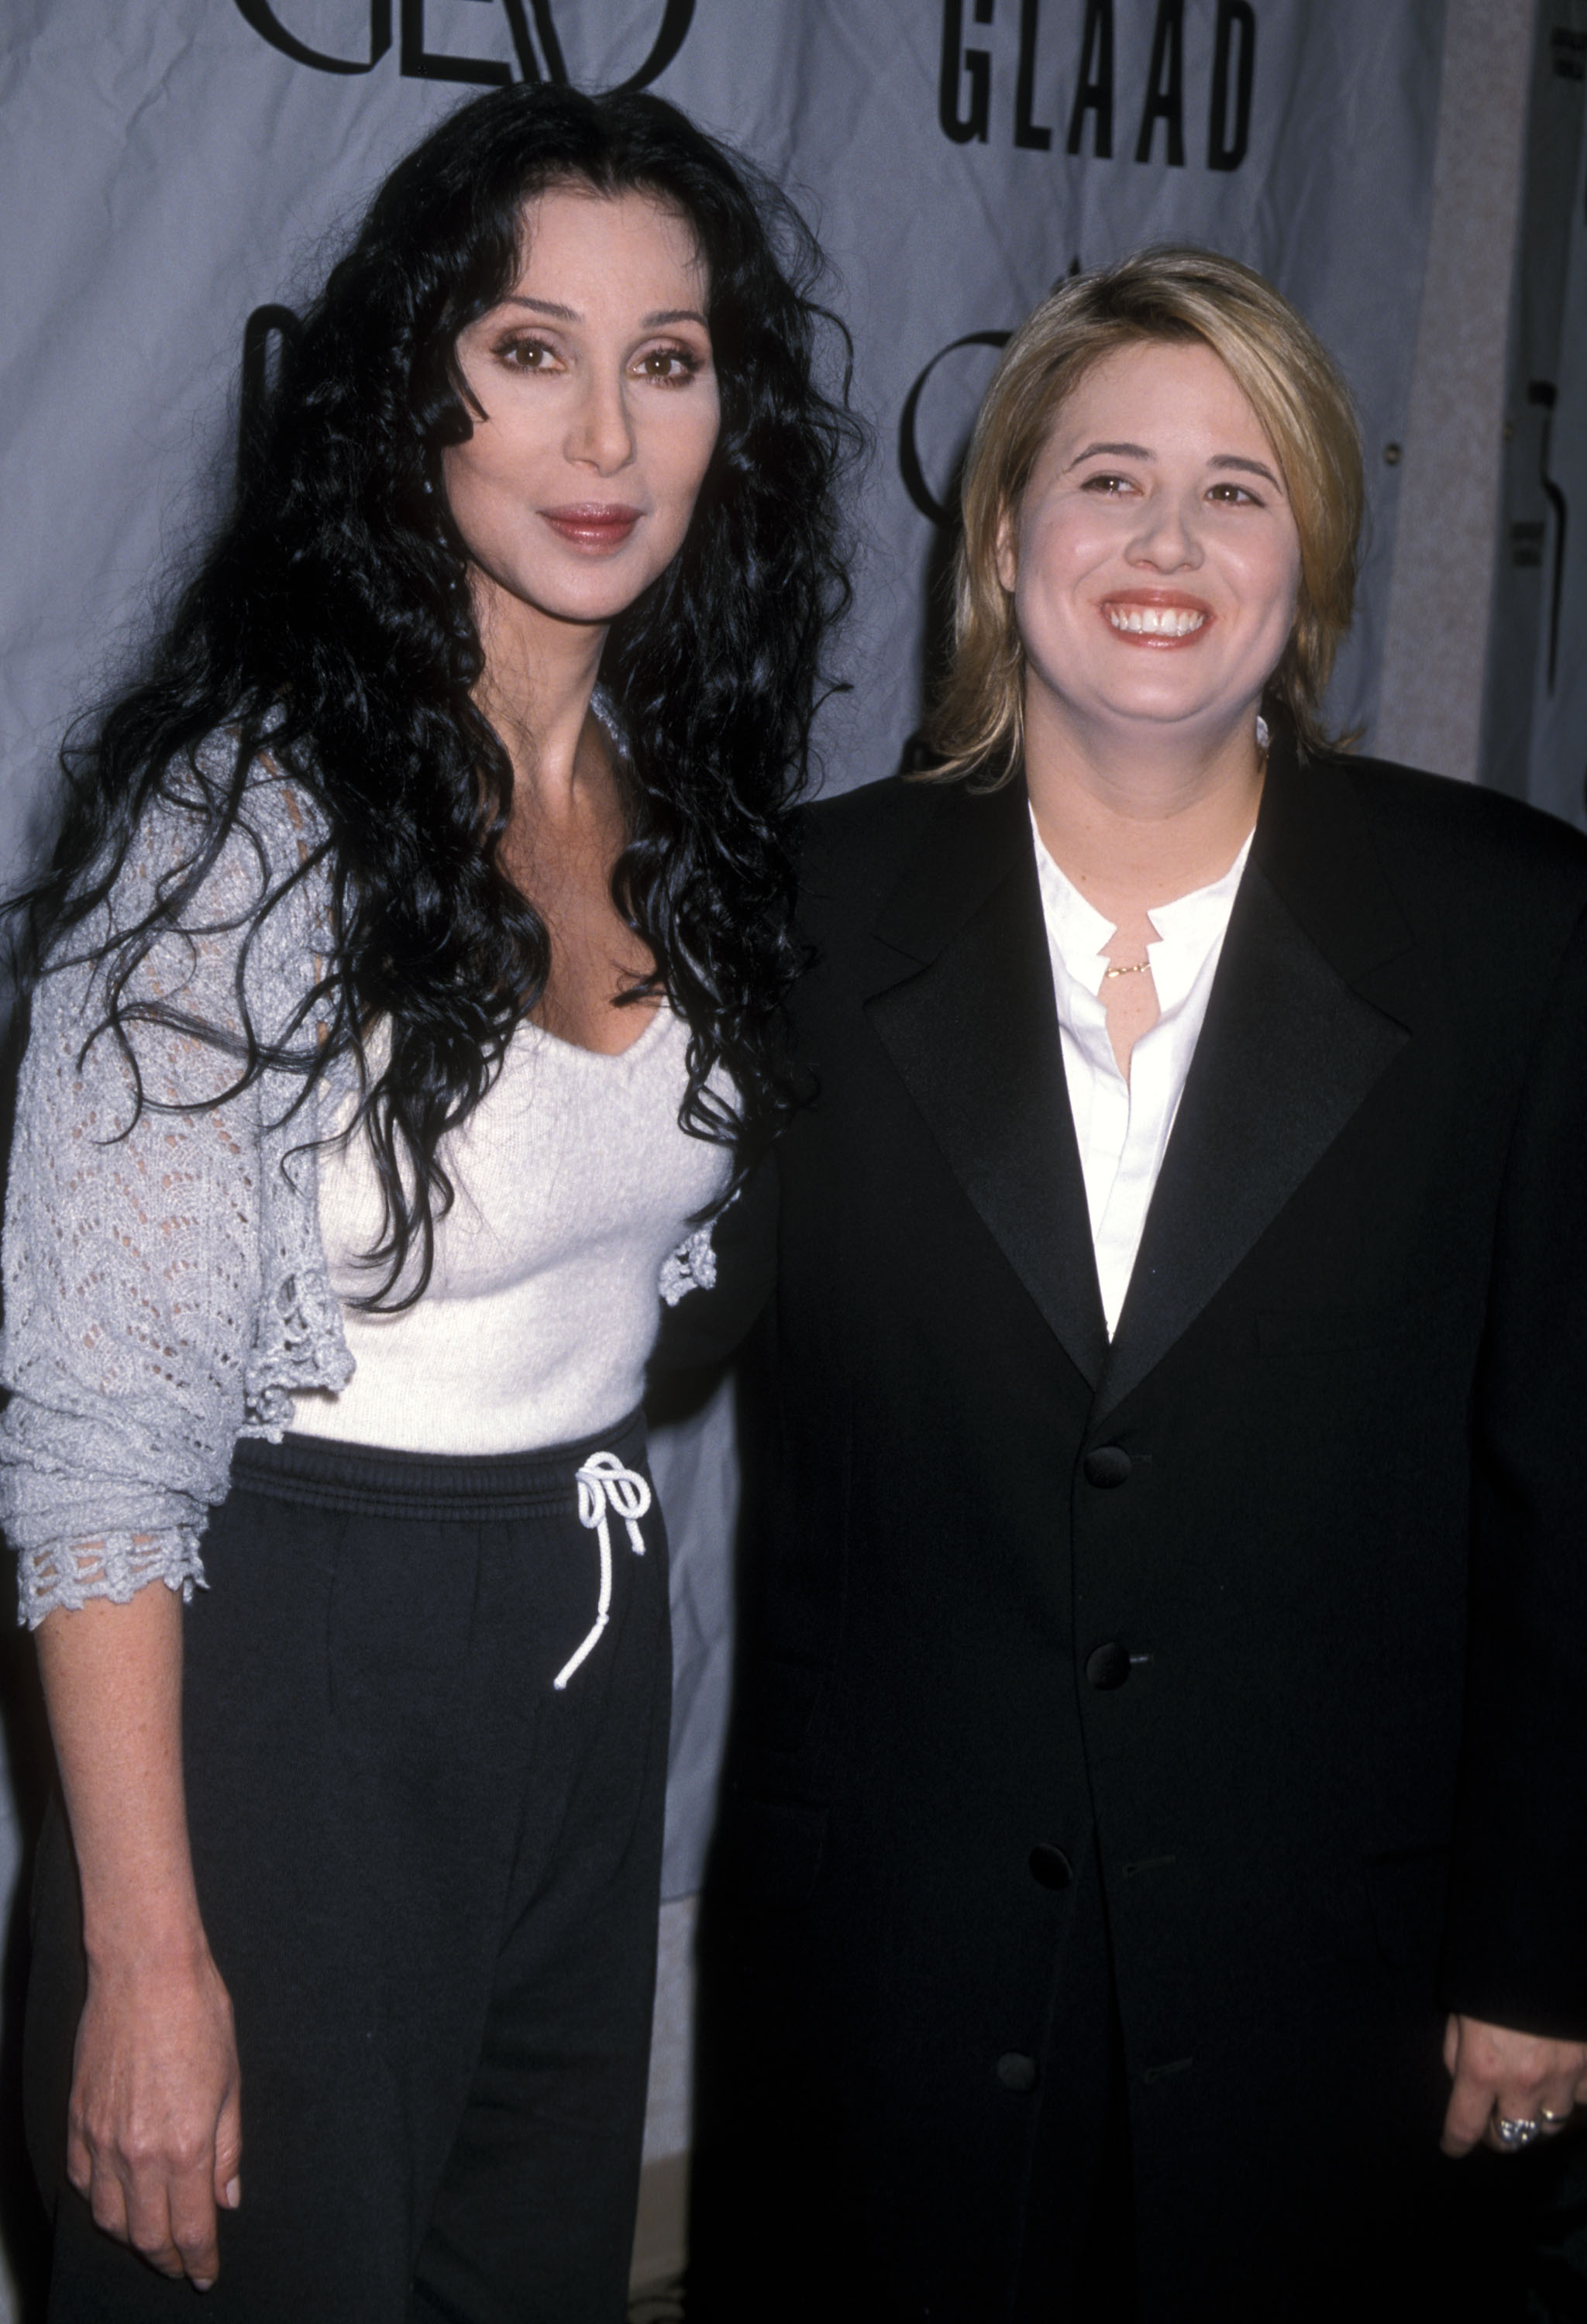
[678,249,1587,2319]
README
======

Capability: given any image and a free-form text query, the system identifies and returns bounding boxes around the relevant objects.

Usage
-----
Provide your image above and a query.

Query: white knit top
[290,1003,731,1456]
[0,744,732,1628]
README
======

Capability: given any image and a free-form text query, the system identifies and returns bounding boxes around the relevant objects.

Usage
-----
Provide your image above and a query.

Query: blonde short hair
[926,246,1364,784]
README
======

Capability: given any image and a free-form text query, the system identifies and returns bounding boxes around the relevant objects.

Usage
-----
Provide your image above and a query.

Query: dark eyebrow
[1065,440,1152,469]
[1210,453,1284,491]
[503,296,580,321]
[497,298,708,332]
[1063,442,1286,493]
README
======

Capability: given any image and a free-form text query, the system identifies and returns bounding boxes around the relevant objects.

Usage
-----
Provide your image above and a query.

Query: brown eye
[635,346,701,383]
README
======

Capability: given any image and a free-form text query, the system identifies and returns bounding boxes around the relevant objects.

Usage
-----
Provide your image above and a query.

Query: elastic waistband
[228,1407,648,1521]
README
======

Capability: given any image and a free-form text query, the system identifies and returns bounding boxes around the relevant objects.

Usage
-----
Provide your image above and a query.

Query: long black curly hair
[19,83,858,1306]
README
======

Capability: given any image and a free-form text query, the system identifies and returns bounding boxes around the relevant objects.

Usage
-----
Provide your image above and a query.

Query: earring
[422,477,434,497]
[1255,713,1271,754]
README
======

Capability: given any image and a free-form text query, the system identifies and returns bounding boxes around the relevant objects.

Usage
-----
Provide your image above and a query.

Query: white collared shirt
[1031,810,1253,1337]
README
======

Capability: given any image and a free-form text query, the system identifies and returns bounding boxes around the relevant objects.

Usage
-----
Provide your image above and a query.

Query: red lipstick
[539,504,642,550]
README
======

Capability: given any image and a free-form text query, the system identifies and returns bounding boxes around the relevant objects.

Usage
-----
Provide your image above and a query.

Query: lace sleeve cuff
[16,1529,208,1631]
[659,1222,718,1308]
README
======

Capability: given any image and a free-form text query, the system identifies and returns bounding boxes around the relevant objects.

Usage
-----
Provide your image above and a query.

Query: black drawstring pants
[25,1411,671,2323]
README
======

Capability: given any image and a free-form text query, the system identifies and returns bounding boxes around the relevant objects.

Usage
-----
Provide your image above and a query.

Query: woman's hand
[1441,2013,1587,2155]
[36,1583,243,2285]
[69,1944,242,2286]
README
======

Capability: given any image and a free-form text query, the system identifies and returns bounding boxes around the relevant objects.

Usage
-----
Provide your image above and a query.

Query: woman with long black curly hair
[2,81,854,2322]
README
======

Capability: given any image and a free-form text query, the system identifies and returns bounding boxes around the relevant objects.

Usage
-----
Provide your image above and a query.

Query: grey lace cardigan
[0,751,714,1630]
[0,760,356,1627]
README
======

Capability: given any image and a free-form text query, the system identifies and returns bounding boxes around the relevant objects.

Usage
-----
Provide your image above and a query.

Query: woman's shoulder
[798,769,959,889]
[803,767,952,840]
[790,773,961,957]
[1334,750,1587,903]
[36,725,336,1044]
[109,726,331,932]
[181,724,330,858]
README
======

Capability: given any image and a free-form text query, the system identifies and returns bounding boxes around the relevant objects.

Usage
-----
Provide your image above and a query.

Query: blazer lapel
[1094,744,1414,1422]
[865,782,1109,1388]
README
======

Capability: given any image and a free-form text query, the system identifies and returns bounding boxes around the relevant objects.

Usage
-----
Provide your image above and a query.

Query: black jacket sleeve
[1441,906,1587,2037]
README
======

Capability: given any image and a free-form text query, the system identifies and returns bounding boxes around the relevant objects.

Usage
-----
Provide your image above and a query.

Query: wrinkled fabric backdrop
[1,1,1583,2304]
[1487,1,1587,821]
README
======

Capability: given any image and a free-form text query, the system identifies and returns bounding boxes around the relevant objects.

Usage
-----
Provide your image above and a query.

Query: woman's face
[998,338,1303,749]
[443,184,721,634]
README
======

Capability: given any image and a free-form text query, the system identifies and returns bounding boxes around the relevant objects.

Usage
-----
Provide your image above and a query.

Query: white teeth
[1106,604,1206,637]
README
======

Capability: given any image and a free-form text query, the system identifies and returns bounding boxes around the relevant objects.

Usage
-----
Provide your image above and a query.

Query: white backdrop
[0,2,1459,2304]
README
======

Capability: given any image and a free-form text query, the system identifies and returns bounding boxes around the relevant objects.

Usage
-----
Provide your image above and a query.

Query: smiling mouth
[539,504,642,549]
[1102,594,1211,643]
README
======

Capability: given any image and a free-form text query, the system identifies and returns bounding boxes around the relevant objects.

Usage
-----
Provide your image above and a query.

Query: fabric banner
[1483,0,1587,829]
[1,0,1448,871]
[0,1,1449,1989]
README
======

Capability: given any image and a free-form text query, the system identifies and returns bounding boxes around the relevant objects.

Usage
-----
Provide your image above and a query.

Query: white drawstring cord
[552,1451,652,1691]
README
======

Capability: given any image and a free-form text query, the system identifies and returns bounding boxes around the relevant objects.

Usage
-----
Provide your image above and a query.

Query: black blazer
[676,741,1587,2320]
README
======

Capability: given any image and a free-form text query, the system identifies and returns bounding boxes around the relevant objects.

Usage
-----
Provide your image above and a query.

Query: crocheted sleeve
[0,772,324,1628]
[659,1221,718,1308]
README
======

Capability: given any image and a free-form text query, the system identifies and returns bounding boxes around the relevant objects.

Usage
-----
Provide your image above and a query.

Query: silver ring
[1494,2115,1542,2150]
